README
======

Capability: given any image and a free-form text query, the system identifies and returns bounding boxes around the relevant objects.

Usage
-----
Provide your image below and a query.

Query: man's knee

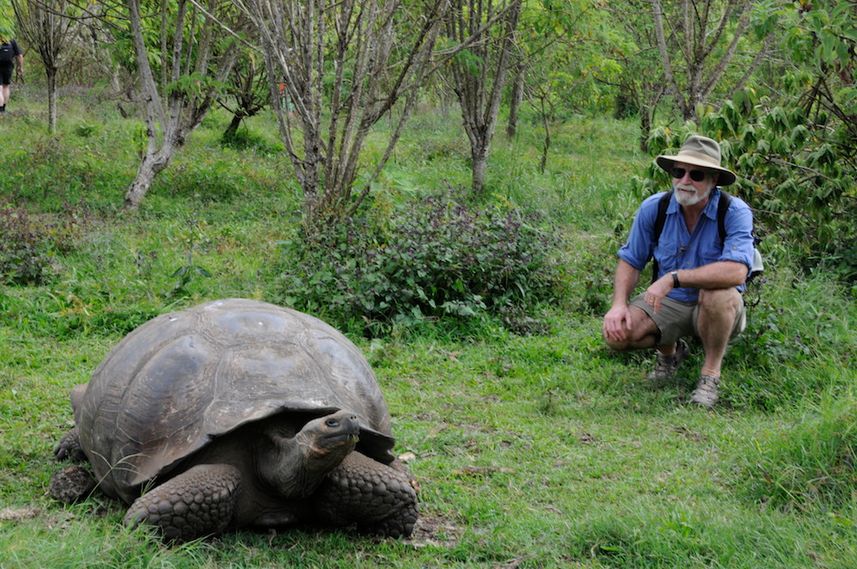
[698,288,741,316]
[603,335,631,352]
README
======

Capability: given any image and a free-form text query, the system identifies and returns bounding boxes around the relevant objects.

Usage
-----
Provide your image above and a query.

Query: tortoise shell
[74,299,394,503]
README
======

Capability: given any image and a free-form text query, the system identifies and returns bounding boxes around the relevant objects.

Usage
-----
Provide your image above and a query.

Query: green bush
[277,191,564,335]
[0,204,54,285]
[219,125,283,155]
[740,390,857,511]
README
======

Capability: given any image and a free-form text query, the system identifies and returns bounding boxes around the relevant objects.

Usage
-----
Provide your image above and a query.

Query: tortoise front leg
[54,428,86,463]
[124,464,241,542]
[315,452,418,538]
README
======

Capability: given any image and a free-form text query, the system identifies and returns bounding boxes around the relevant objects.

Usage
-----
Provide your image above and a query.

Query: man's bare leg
[695,288,741,377]
[691,288,742,407]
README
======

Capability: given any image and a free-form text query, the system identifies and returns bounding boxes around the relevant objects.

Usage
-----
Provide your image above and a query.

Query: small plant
[220,126,283,154]
[0,203,54,285]
[74,123,98,138]
[277,189,564,335]
[169,213,212,298]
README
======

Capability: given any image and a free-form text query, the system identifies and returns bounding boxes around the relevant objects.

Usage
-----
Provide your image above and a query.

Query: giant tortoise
[50,299,417,541]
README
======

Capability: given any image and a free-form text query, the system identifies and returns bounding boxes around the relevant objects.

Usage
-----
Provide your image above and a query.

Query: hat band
[673,150,721,168]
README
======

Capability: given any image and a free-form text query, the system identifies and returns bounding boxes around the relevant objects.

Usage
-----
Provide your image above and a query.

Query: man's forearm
[612,259,641,306]
[675,261,747,290]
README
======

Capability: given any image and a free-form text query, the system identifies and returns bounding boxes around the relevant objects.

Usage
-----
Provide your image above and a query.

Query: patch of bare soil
[0,506,41,522]
[407,513,463,549]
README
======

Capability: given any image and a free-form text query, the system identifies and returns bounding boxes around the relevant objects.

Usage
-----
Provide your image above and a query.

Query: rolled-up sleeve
[617,194,661,271]
[719,200,755,272]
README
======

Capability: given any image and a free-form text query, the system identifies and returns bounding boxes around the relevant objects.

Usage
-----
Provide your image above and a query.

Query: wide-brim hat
[655,135,736,186]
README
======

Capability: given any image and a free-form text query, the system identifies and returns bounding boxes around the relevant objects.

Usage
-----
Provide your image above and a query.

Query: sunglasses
[670,167,708,182]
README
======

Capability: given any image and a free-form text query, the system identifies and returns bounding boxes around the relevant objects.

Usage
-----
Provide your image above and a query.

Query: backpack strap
[716,191,731,244]
[650,191,672,284]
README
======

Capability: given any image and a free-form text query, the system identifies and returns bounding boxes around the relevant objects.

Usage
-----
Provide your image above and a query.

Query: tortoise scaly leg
[315,452,418,538]
[124,464,241,542]
[54,428,86,463]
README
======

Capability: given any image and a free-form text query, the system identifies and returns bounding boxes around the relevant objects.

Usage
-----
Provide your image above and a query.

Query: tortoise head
[256,410,359,498]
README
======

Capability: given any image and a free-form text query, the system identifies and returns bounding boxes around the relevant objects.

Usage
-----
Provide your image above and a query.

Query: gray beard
[674,183,711,207]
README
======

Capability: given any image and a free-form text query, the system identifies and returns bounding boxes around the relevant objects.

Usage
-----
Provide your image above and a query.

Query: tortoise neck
[256,429,353,499]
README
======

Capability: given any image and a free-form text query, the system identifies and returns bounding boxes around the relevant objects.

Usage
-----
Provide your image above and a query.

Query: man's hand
[643,274,674,313]
[603,303,633,343]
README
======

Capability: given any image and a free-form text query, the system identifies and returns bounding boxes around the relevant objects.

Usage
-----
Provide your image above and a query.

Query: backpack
[651,190,763,284]
[0,43,13,64]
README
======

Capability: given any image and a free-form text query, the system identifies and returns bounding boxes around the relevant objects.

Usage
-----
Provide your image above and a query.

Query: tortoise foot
[124,464,241,542]
[317,452,419,538]
[53,428,86,463]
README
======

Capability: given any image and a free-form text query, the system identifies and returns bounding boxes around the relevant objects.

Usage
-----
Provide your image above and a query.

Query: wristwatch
[671,270,681,288]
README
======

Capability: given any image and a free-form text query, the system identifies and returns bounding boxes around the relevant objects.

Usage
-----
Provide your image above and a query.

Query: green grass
[1,86,855,568]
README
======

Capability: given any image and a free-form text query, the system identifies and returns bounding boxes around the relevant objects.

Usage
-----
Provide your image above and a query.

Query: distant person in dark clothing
[0,33,24,114]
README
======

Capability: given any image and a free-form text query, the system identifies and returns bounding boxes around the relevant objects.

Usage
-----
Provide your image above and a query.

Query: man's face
[670,161,716,207]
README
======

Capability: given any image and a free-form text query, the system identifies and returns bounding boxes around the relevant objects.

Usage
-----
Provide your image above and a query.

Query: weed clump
[219,126,283,155]
[0,204,55,285]
[740,392,857,511]
[277,191,564,335]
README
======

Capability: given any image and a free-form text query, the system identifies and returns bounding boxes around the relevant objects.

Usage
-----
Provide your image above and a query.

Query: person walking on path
[0,31,24,114]
[602,135,756,408]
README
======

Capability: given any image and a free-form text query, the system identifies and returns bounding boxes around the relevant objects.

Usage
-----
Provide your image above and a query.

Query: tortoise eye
[325,418,340,428]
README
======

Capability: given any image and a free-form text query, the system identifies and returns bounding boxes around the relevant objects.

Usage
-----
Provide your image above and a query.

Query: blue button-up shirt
[618,188,755,303]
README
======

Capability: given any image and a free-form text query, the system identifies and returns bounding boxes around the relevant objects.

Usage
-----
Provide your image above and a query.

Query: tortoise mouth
[318,430,359,448]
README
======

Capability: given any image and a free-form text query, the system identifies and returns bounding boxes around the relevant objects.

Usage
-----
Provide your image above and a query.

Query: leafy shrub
[219,126,283,155]
[73,123,99,138]
[0,204,53,285]
[277,191,564,335]
[739,391,857,511]
[0,201,95,286]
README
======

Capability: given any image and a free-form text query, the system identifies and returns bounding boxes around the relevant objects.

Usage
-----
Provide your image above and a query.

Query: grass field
[0,86,855,568]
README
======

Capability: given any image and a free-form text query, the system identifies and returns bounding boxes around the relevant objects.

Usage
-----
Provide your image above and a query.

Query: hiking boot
[690,375,720,408]
[647,339,689,383]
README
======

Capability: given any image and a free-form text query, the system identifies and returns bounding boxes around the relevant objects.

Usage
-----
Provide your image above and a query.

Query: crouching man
[602,135,755,408]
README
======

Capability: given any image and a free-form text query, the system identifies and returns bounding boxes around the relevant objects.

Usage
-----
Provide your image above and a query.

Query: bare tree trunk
[121,0,239,210]
[446,0,522,193]
[124,146,172,209]
[539,97,550,174]
[472,145,488,193]
[223,113,244,140]
[237,0,449,234]
[507,61,525,138]
[639,106,653,152]
[11,0,75,132]
[651,0,757,121]
[47,67,57,133]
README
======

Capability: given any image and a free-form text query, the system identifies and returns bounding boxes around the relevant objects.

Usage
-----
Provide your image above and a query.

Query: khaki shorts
[630,293,746,347]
